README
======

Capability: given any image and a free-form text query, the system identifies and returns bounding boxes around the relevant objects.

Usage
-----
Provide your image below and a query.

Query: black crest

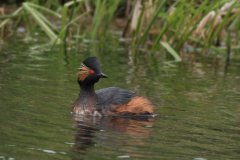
[83,57,102,73]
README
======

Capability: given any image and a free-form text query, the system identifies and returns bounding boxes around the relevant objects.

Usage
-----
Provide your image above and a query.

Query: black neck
[79,84,96,96]
[74,83,97,110]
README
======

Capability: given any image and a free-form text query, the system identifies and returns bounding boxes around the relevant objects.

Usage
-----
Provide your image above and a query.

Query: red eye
[90,70,95,74]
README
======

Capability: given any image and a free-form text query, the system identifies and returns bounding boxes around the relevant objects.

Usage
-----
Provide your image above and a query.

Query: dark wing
[95,87,138,111]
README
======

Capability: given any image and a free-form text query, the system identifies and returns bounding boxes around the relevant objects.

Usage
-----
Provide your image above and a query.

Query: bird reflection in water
[71,114,154,156]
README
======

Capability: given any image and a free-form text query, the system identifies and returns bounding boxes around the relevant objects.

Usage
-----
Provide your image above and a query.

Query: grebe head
[77,57,107,85]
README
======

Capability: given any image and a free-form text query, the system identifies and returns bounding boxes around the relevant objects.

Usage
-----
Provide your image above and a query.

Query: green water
[0,35,240,160]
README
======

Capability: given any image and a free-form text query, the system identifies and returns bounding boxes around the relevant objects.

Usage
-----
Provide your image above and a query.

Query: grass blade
[137,0,167,45]
[33,9,59,32]
[60,0,83,41]
[160,41,182,61]
[26,2,61,18]
[64,0,77,41]
[189,36,226,54]
[0,7,22,29]
[133,3,145,44]
[52,10,90,49]
[22,2,57,40]
[0,13,28,20]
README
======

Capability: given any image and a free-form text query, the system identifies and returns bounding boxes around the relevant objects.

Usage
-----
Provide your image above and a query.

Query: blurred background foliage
[1,0,240,60]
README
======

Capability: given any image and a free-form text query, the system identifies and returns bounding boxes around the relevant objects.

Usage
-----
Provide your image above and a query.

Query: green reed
[132,0,240,58]
[1,0,240,58]
[91,0,120,39]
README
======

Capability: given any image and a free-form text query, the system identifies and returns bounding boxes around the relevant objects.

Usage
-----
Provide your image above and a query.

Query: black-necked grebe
[72,57,155,116]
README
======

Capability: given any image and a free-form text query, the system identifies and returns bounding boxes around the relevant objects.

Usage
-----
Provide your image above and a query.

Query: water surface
[0,35,240,159]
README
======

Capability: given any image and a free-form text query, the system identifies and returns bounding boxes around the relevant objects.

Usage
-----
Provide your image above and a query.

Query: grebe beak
[100,73,108,78]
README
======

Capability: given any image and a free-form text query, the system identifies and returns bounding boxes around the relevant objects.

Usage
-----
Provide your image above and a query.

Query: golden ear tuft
[77,63,91,81]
